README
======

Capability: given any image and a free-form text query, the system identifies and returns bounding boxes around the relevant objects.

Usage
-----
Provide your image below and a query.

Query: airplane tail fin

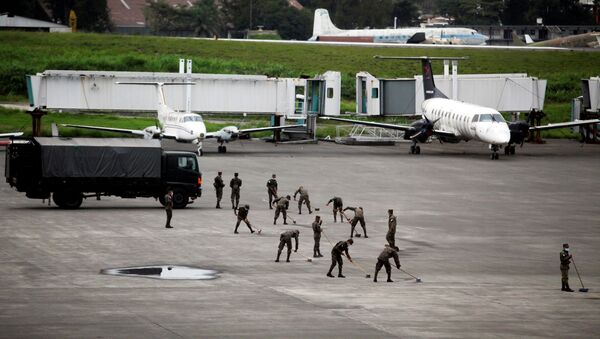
[511,32,526,46]
[420,58,448,100]
[310,8,341,40]
[524,34,534,44]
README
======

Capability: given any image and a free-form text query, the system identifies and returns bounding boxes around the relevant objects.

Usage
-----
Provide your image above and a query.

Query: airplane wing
[320,116,412,131]
[237,124,306,135]
[61,124,150,137]
[0,132,24,138]
[529,119,600,131]
[320,116,457,139]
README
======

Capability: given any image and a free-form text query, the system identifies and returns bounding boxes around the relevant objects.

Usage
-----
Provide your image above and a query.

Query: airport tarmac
[0,139,599,338]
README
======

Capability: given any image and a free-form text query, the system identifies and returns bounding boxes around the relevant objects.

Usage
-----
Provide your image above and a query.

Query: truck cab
[163,151,202,208]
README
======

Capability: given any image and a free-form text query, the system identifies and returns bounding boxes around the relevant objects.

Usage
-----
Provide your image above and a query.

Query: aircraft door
[306,80,324,115]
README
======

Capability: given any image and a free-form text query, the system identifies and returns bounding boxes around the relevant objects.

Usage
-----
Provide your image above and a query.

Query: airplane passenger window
[472,115,479,122]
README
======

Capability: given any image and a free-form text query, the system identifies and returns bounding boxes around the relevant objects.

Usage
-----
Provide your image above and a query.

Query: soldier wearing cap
[276,229,299,262]
[213,171,225,209]
[266,174,278,209]
[326,196,344,223]
[272,195,291,225]
[234,204,254,234]
[374,245,400,283]
[230,172,242,210]
[312,215,323,258]
[560,243,575,292]
[327,239,353,278]
[344,206,368,238]
[294,186,312,214]
[387,209,396,247]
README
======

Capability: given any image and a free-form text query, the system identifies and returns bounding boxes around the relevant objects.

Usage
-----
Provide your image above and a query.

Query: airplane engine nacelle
[143,126,161,139]
[508,121,530,145]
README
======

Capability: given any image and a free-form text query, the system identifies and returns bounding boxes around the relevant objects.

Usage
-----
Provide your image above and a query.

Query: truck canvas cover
[35,138,162,178]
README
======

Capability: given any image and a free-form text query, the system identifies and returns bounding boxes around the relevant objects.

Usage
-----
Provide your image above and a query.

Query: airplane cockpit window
[479,114,493,122]
[492,113,506,122]
[472,115,479,122]
[178,156,197,171]
[183,115,203,123]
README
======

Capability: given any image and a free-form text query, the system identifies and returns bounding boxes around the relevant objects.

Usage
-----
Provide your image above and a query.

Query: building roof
[0,14,71,32]
[107,0,191,28]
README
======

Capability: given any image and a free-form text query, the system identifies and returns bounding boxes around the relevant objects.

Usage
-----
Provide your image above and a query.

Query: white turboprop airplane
[321,56,600,160]
[62,82,304,155]
[309,8,488,45]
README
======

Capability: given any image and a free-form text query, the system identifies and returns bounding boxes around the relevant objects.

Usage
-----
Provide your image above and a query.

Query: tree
[144,0,223,36]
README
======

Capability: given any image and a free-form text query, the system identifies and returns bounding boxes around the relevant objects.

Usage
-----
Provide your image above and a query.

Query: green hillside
[1,31,599,103]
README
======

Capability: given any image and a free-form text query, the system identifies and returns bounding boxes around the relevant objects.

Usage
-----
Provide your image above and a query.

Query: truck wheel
[53,191,83,209]
[172,189,188,209]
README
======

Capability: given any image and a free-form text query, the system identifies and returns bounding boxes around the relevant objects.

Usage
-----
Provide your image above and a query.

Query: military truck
[5,137,202,209]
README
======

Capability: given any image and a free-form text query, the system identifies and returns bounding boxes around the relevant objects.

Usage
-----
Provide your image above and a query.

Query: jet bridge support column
[29,108,47,137]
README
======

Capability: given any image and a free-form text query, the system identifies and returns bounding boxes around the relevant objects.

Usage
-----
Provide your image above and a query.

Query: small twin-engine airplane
[321,56,600,160]
[62,82,304,155]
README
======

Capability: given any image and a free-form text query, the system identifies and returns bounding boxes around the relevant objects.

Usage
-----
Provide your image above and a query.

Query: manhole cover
[101,265,218,280]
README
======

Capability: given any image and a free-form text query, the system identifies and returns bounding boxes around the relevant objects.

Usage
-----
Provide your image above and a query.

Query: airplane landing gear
[504,145,516,155]
[197,147,203,156]
[217,145,227,153]
[490,144,500,160]
[409,142,421,155]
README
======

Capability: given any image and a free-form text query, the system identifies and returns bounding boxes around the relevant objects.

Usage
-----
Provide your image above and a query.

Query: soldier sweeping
[230,172,242,210]
[312,215,323,258]
[344,206,368,238]
[387,209,396,247]
[560,243,575,292]
[293,185,312,214]
[326,196,344,223]
[234,204,254,234]
[276,229,299,262]
[327,239,353,278]
[374,245,400,283]
[164,188,173,229]
[266,174,278,209]
[213,171,225,209]
[272,195,291,225]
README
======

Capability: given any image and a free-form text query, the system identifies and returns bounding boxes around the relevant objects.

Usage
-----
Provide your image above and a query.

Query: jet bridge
[355,70,547,116]
[26,70,341,118]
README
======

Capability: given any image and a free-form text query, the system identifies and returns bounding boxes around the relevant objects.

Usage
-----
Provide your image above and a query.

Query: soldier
[230,172,242,210]
[327,238,353,278]
[326,196,344,223]
[374,245,401,283]
[266,174,278,209]
[312,215,323,258]
[276,229,299,262]
[164,188,173,229]
[560,243,575,292]
[387,209,396,247]
[293,185,312,214]
[213,171,225,209]
[344,206,368,238]
[234,204,254,234]
[272,195,291,225]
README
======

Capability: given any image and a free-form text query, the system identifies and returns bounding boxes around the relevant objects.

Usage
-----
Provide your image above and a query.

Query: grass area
[1,31,600,104]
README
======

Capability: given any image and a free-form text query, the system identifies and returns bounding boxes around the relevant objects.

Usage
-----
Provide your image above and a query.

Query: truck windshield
[178,156,197,171]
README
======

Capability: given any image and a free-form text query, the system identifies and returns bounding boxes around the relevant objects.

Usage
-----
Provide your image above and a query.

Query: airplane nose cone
[483,124,511,145]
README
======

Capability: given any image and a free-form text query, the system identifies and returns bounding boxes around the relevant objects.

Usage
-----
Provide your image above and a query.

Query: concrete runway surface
[1,139,599,338]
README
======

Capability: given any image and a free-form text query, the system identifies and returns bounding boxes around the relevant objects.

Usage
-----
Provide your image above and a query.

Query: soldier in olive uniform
[276,229,299,262]
[294,186,312,214]
[344,206,368,238]
[326,196,344,223]
[272,195,291,225]
[234,204,254,234]
[327,239,353,278]
[387,209,397,247]
[266,174,278,209]
[374,245,400,283]
[164,188,173,229]
[312,215,323,258]
[230,172,242,210]
[213,171,225,209]
[560,243,575,292]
